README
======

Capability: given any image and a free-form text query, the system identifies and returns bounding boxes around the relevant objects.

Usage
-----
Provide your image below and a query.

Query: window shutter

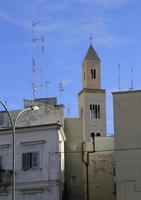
[22,153,30,170]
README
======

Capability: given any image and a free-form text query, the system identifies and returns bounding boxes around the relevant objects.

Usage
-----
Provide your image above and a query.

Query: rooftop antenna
[4,101,7,107]
[31,21,45,99]
[59,80,71,104]
[67,108,70,117]
[118,64,121,91]
[129,67,134,91]
[45,81,51,97]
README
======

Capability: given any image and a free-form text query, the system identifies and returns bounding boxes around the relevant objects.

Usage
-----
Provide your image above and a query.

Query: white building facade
[0,97,66,200]
[0,123,65,200]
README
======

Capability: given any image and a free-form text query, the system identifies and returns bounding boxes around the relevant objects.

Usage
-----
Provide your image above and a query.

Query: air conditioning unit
[0,169,12,186]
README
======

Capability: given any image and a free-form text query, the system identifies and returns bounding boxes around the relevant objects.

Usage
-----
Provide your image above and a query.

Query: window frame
[89,104,100,119]
[70,176,77,185]
[22,151,40,171]
[91,69,96,79]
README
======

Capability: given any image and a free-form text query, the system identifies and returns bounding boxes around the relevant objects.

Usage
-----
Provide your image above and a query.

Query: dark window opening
[22,152,39,170]
[114,183,117,194]
[91,69,96,79]
[90,104,100,119]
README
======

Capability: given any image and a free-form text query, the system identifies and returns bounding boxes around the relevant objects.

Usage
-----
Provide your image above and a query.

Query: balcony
[0,169,12,186]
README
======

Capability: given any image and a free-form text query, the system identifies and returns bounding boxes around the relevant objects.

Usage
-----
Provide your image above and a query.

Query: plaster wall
[0,125,65,200]
[83,137,115,200]
[113,90,141,200]
[0,99,64,129]
[64,118,84,200]
[78,90,107,141]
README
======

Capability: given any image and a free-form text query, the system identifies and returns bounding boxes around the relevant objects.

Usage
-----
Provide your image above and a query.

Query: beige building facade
[83,137,115,200]
[113,90,141,200]
[0,98,66,200]
[64,118,84,200]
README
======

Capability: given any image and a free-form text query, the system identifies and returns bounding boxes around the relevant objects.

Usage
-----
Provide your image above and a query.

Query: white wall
[0,124,65,200]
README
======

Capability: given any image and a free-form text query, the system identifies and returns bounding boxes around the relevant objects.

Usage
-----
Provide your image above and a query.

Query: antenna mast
[46,81,51,97]
[32,21,45,99]
[118,64,121,91]
[59,81,65,104]
[129,67,134,90]
[59,80,71,104]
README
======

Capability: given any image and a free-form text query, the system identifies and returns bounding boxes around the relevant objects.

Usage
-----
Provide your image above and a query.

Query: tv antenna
[45,81,51,97]
[67,108,70,117]
[129,67,134,91]
[59,80,71,104]
[32,21,45,99]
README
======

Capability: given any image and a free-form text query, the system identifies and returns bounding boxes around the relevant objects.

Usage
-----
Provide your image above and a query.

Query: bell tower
[83,40,101,90]
[78,40,107,141]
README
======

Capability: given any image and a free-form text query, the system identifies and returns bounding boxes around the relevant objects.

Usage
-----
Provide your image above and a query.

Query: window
[0,156,4,169]
[96,132,101,137]
[91,69,96,79]
[90,104,100,119]
[71,176,77,185]
[22,152,39,170]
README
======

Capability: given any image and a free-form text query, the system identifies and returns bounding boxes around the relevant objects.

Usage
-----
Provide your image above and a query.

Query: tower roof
[83,44,100,62]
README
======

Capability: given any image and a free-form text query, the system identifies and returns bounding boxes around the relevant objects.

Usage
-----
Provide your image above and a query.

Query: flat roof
[112,89,141,95]
[0,123,62,132]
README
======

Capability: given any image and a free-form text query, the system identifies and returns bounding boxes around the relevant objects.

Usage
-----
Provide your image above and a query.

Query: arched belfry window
[89,104,100,119]
[91,69,96,79]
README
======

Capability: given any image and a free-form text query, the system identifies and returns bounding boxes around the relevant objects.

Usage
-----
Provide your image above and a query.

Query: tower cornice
[78,88,106,96]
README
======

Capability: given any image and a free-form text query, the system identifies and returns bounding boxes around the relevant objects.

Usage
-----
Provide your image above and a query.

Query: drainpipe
[82,133,95,200]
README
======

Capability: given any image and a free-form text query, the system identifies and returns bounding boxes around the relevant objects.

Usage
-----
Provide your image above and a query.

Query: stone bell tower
[78,40,107,141]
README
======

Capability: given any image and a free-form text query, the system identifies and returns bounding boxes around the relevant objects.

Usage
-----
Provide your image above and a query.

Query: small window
[91,69,96,79]
[22,152,39,170]
[96,133,101,137]
[71,176,77,185]
[89,104,100,119]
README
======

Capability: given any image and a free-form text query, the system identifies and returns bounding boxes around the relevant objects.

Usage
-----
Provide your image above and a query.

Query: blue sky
[0,0,141,134]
